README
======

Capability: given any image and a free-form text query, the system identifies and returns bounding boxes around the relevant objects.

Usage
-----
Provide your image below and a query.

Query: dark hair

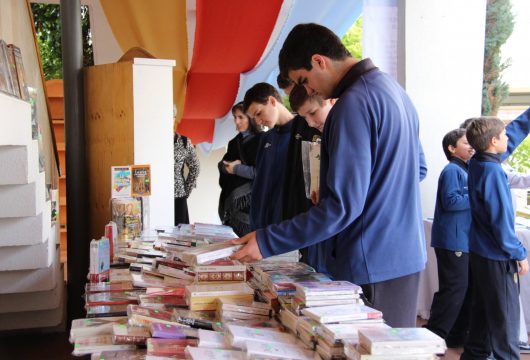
[276,73,293,90]
[465,117,505,152]
[442,129,467,160]
[243,83,282,113]
[289,85,324,113]
[459,118,475,129]
[279,23,351,79]
[231,101,260,135]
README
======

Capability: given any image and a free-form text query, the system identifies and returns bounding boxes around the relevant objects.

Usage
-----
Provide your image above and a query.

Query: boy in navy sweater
[462,117,529,360]
[426,128,474,347]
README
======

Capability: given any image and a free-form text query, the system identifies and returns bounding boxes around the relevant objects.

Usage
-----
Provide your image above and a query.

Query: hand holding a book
[230,231,263,263]
[519,258,529,276]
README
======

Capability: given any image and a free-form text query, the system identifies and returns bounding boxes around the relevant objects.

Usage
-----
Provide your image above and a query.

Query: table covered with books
[417,218,530,329]
[72,221,450,359]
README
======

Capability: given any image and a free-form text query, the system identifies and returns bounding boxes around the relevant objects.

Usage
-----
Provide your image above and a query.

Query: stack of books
[293,280,364,314]
[216,298,271,321]
[179,241,242,265]
[193,259,246,283]
[184,282,254,311]
[344,327,446,359]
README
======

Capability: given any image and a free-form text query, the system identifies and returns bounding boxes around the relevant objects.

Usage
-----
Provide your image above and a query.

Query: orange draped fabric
[178,0,283,143]
[100,0,188,129]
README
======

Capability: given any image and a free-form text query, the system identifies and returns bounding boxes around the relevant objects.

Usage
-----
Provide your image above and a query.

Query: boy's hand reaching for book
[518,258,529,276]
[230,231,263,263]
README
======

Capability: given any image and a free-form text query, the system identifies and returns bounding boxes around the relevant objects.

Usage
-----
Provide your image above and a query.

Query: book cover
[0,40,14,95]
[9,44,29,100]
[131,164,151,197]
[111,166,132,198]
[146,338,196,357]
[5,45,20,98]
[193,259,246,273]
[344,343,439,360]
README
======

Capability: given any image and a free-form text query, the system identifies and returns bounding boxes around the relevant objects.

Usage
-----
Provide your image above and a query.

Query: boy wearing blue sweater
[426,128,474,347]
[462,117,529,360]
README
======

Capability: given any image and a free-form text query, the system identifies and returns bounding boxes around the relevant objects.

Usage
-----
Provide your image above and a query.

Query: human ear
[268,96,277,107]
[312,54,326,70]
[448,145,456,154]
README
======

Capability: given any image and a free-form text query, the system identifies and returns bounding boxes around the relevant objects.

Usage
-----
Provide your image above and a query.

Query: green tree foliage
[31,3,93,80]
[507,136,530,173]
[482,0,514,116]
[341,16,363,59]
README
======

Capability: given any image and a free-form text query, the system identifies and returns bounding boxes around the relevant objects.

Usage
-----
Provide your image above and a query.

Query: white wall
[133,58,176,228]
[402,0,487,217]
[187,147,224,224]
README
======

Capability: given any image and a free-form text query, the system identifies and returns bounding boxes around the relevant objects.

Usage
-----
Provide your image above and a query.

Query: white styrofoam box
[0,92,32,146]
[0,140,39,185]
[0,200,51,246]
[0,231,55,271]
[0,246,59,294]
[0,283,64,330]
[0,171,45,217]
[0,263,64,313]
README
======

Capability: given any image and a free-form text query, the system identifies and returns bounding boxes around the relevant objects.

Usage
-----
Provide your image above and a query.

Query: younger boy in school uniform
[462,117,529,360]
[425,128,475,347]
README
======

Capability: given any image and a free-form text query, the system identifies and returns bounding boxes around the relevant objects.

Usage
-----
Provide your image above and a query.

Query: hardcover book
[226,324,298,350]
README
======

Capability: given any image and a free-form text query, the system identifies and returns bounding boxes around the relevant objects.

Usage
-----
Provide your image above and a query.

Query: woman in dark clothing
[218,102,262,236]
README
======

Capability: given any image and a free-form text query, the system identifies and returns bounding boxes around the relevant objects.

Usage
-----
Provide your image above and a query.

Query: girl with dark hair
[218,102,262,236]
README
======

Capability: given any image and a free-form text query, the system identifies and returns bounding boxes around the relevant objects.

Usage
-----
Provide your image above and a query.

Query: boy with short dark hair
[462,117,529,360]
[242,82,321,269]
[425,128,474,347]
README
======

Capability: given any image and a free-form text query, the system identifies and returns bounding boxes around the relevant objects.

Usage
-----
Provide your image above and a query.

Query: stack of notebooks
[344,327,446,359]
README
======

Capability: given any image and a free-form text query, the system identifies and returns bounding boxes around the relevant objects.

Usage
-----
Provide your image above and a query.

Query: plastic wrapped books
[146,338,198,357]
[184,346,245,360]
[318,321,390,344]
[112,324,150,345]
[90,350,147,360]
[245,340,315,360]
[72,335,136,356]
[358,327,446,355]
[302,304,383,324]
[69,317,128,343]
[344,341,439,360]
[179,241,242,265]
[185,283,254,311]
[198,329,231,349]
[150,323,199,339]
[225,324,298,349]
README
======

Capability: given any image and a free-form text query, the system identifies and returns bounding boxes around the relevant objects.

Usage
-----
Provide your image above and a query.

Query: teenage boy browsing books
[461,117,529,360]
[425,128,474,348]
[289,84,334,205]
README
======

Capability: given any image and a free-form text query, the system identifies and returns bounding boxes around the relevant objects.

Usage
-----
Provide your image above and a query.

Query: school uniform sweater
[250,122,292,230]
[431,158,471,252]
[467,152,527,261]
[256,59,427,285]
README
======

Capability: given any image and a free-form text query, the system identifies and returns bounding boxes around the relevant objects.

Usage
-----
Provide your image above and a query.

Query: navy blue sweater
[250,122,292,230]
[256,59,427,285]
[468,152,527,261]
[431,158,471,252]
